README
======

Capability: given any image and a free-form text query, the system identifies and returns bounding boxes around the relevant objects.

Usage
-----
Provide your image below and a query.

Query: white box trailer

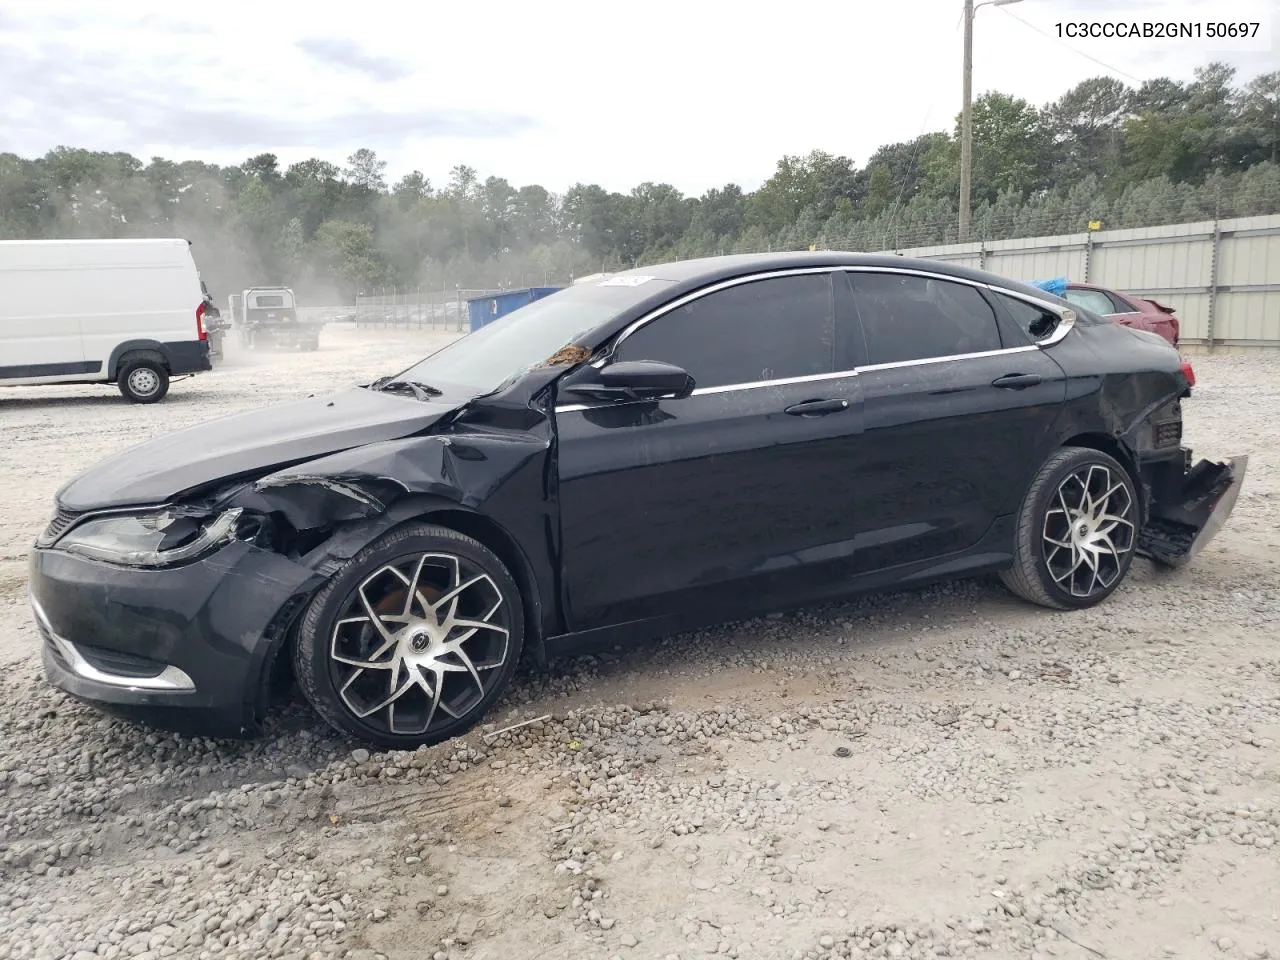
[0,237,212,403]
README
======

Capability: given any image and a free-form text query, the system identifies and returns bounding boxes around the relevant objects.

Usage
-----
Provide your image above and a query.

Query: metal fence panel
[886,213,1280,348]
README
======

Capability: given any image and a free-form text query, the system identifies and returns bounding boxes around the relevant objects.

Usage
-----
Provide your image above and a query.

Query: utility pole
[958,0,1021,244]
[959,0,974,242]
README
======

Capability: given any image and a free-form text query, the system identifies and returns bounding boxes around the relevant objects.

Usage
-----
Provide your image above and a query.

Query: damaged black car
[28,252,1247,749]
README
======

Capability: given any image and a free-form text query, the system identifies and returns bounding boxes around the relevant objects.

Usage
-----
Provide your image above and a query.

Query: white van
[0,237,213,403]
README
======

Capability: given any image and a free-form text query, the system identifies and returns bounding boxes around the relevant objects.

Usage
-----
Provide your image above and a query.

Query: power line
[997,6,1145,85]
[884,12,967,244]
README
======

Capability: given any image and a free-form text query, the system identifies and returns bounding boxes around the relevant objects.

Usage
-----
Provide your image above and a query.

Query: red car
[1060,282,1180,346]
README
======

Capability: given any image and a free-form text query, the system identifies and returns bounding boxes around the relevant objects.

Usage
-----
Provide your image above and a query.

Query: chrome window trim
[552,264,1075,414]
[554,344,1040,413]
[853,343,1039,374]
[600,264,1076,360]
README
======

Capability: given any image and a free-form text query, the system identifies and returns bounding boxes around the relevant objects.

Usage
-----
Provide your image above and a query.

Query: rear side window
[847,272,1002,365]
[1063,288,1116,315]
[1106,291,1138,312]
[994,292,1064,341]
[615,273,835,389]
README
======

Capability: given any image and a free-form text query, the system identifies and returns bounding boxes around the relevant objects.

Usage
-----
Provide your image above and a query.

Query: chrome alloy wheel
[1041,464,1136,598]
[327,552,510,738]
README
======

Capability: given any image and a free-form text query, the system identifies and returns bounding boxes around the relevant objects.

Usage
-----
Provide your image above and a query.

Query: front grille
[1154,420,1182,448]
[36,506,81,547]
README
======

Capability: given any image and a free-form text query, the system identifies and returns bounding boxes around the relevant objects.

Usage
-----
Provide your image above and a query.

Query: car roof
[603,250,1075,307]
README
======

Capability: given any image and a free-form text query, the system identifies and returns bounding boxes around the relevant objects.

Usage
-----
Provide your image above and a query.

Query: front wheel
[1000,446,1140,610]
[293,523,524,749]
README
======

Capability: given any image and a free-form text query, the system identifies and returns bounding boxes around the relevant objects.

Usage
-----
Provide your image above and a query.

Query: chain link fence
[747,178,1280,256]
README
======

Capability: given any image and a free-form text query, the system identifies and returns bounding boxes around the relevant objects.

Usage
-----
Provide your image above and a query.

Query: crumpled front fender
[223,428,542,543]
[215,425,559,646]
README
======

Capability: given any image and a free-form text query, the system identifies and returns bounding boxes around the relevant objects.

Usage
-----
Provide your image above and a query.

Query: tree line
[0,63,1277,303]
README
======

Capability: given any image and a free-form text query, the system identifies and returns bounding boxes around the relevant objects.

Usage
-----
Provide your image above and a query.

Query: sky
[1,0,1277,196]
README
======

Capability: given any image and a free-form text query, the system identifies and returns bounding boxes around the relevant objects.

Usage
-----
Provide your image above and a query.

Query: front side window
[614,273,835,389]
[848,272,1002,365]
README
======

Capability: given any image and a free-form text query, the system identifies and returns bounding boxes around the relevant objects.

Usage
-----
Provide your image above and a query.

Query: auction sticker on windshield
[600,275,657,286]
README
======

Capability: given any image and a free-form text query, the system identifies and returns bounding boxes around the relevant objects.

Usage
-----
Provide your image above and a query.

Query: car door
[835,269,1068,575]
[553,269,867,632]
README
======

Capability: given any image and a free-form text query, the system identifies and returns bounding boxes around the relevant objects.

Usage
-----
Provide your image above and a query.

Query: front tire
[293,523,524,749]
[1000,446,1140,610]
[117,354,170,403]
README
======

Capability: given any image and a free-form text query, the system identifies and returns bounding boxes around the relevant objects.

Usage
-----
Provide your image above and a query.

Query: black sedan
[27,252,1247,749]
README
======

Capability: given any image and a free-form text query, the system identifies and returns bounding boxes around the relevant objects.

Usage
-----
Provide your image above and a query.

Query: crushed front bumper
[1138,454,1248,568]
[28,540,321,738]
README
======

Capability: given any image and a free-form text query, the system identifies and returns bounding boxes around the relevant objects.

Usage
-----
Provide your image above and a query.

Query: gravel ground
[0,326,1276,960]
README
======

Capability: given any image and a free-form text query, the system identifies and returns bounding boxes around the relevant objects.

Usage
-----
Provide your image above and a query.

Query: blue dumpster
[467,287,563,332]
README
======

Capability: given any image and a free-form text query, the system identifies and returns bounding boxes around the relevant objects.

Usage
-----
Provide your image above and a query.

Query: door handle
[991,373,1043,389]
[784,398,849,416]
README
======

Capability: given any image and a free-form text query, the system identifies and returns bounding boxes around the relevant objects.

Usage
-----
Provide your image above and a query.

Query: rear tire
[1000,446,1140,610]
[293,523,525,750]
[117,353,170,404]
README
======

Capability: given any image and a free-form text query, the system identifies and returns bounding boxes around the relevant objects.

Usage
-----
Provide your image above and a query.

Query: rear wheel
[117,353,170,403]
[1001,446,1139,610]
[293,523,524,749]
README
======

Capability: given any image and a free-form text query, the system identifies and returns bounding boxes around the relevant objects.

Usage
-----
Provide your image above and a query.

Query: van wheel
[117,354,170,403]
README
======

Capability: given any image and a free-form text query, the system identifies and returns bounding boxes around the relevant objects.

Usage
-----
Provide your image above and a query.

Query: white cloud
[1,0,1275,194]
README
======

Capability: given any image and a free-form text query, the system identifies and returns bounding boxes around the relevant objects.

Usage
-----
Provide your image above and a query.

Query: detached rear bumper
[1138,454,1248,567]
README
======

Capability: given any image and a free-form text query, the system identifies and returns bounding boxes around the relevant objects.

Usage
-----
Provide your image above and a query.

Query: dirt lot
[0,326,1277,960]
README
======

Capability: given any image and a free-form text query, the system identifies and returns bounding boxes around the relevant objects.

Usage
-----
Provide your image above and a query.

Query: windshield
[394,279,675,395]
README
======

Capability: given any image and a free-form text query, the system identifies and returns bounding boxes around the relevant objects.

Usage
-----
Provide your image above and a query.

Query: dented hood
[57,387,460,511]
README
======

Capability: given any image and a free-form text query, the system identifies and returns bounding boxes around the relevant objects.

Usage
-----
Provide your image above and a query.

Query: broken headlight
[54,508,245,568]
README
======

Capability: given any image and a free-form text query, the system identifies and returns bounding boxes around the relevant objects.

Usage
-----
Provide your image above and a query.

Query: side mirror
[565,359,695,402]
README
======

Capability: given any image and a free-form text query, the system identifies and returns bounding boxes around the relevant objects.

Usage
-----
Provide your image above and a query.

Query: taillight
[196,301,208,341]
[1180,359,1195,388]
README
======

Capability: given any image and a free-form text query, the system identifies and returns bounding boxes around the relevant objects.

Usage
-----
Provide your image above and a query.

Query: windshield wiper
[371,379,443,401]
